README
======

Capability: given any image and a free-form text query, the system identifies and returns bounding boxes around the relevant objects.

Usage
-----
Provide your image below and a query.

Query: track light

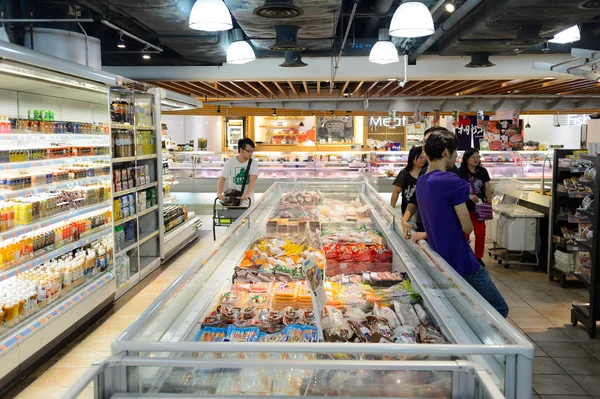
[549,25,580,44]
[189,0,233,32]
[273,108,277,117]
[142,44,151,60]
[117,31,126,48]
[445,2,455,12]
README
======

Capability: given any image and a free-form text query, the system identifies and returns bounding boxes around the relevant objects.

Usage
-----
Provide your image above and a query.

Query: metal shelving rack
[110,88,163,299]
[571,152,600,338]
[548,149,594,288]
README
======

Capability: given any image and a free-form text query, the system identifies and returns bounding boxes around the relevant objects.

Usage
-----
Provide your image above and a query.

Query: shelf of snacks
[549,150,596,293]
[110,88,163,298]
[0,51,117,381]
[108,180,532,398]
[555,150,600,338]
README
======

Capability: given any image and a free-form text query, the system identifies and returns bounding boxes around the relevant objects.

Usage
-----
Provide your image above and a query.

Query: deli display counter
[66,180,532,399]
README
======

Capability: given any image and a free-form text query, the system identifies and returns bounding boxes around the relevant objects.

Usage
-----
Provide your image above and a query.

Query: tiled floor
[7,222,600,398]
[484,254,600,399]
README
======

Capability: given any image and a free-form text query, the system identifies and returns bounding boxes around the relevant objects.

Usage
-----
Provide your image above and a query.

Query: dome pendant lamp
[389,1,434,38]
[227,29,256,64]
[189,0,233,32]
[369,29,399,65]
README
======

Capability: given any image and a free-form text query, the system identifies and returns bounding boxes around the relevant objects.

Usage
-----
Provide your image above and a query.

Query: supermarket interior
[4,0,600,398]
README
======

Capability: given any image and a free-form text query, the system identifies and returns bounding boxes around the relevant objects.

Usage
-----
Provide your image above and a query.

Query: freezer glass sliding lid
[113,180,532,398]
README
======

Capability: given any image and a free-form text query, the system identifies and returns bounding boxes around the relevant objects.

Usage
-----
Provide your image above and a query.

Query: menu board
[316,116,354,144]
[485,120,524,151]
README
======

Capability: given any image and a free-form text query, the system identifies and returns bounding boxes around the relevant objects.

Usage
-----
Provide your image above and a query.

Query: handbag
[468,172,493,221]
[221,158,252,207]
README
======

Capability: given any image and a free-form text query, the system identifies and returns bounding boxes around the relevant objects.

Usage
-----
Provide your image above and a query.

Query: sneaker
[477,258,486,268]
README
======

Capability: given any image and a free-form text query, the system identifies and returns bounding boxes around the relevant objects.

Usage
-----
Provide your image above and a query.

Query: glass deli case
[67,180,532,399]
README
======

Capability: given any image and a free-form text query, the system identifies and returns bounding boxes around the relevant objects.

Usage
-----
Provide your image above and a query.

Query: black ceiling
[0,0,599,66]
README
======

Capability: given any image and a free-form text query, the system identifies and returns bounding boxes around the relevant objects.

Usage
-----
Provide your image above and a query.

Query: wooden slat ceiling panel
[146,78,600,100]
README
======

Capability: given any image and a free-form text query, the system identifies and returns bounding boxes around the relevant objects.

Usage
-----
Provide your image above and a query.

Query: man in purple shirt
[416,128,508,317]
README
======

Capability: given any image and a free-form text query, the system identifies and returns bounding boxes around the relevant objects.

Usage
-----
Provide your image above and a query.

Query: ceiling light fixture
[554,111,561,127]
[117,31,126,48]
[369,29,399,65]
[526,111,531,128]
[272,108,277,117]
[445,2,455,12]
[142,45,151,60]
[217,105,221,113]
[549,25,580,44]
[189,0,233,32]
[330,110,335,116]
[299,110,305,127]
[227,29,256,64]
[389,1,434,38]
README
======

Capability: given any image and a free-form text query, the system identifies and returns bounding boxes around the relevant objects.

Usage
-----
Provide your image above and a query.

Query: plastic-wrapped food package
[392,326,418,344]
[394,300,421,326]
[413,303,431,325]
[374,303,401,329]
[419,326,447,344]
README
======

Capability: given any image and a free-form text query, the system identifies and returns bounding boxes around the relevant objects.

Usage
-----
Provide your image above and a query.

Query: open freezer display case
[69,180,532,399]
[0,41,117,385]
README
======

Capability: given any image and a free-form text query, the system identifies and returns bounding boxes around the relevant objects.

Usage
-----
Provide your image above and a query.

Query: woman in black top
[391,146,427,215]
[459,148,492,266]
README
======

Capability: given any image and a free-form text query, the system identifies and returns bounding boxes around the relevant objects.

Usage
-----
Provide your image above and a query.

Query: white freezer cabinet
[68,180,532,399]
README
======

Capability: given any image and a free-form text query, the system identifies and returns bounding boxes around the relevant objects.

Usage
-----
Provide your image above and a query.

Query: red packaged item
[323,244,338,260]
[371,244,393,262]
[337,244,354,261]
[351,244,372,262]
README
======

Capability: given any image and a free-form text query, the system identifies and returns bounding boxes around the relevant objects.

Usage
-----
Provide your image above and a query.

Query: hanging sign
[454,115,486,150]
[369,116,403,129]
[433,109,440,126]
[484,119,524,151]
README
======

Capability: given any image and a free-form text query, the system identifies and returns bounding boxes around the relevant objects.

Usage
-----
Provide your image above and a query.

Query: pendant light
[299,110,305,127]
[389,1,434,38]
[189,0,233,32]
[227,29,256,64]
[549,25,580,44]
[525,111,531,128]
[369,29,399,65]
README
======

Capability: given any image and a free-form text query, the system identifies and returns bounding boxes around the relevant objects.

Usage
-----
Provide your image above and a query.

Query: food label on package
[302,255,327,341]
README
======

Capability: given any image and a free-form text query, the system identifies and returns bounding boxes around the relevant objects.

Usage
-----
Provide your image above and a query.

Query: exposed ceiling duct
[253,0,304,18]
[434,0,600,56]
[279,51,307,67]
[465,53,495,68]
[268,25,305,51]
[225,0,341,54]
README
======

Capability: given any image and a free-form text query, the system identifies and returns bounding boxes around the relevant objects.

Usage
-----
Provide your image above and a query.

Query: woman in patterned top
[391,146,427,215]
[458,148,492,267]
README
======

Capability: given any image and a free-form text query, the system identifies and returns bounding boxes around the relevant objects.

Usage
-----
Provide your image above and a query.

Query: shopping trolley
[212,197,251,241]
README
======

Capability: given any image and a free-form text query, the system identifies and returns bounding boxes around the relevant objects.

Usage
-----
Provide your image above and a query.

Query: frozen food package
[413,303,431,325]
[272,376,303,396]
[373,303,401,329]
[392,326,418,344]
[418,325,447,344]
[394,300,421,327]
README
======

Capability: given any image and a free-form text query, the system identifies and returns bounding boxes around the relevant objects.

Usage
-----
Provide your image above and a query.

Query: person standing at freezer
[458,148,492,267]
[217,138,258,207]
[416,129,508,318]
[390,146,427,214]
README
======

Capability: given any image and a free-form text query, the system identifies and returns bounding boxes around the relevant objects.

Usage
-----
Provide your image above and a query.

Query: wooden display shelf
[255,144,357,152]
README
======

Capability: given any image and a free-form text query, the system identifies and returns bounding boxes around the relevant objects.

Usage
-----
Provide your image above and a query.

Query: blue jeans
[463,266,509,318]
